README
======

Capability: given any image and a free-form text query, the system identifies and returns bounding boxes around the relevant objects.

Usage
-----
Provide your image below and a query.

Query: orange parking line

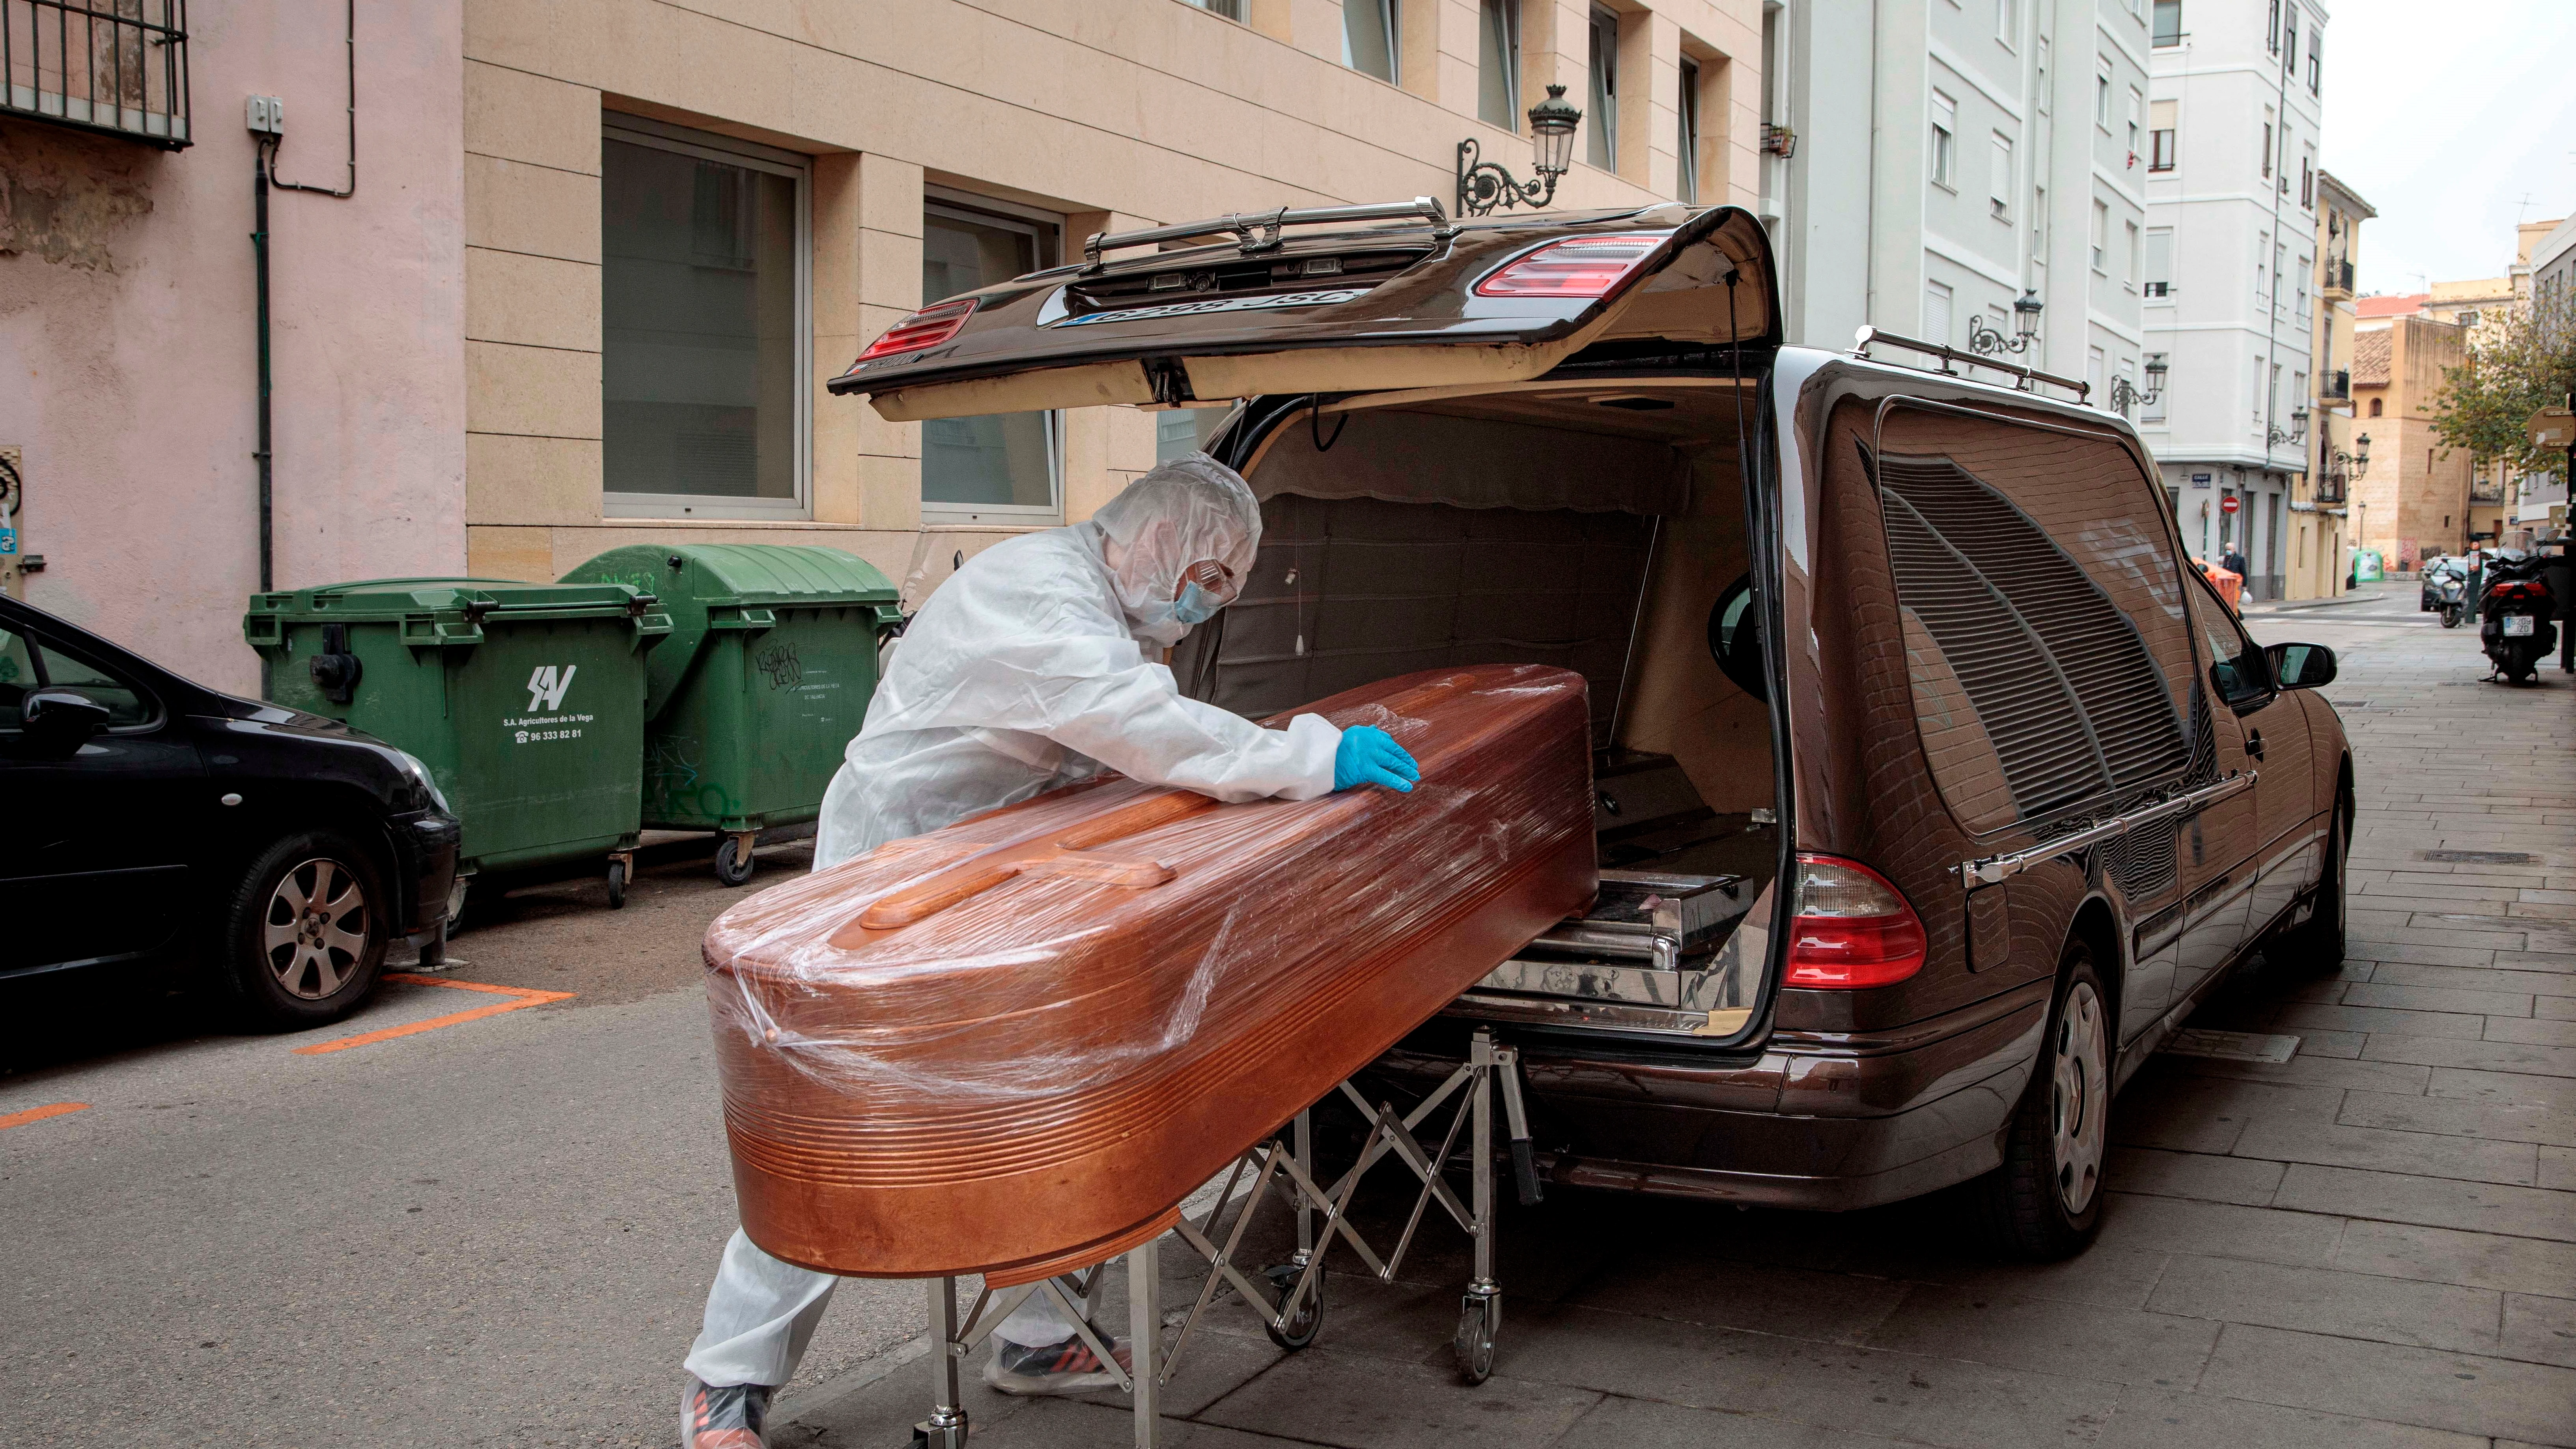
[292,973,575,1056]
[0,1102,90,1131]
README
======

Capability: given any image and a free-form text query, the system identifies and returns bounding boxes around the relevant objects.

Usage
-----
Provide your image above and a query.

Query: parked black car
[0,595,458,1027]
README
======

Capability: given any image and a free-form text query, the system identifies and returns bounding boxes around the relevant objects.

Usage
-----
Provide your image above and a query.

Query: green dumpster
[244,578,671,910]
[559,545,901,885]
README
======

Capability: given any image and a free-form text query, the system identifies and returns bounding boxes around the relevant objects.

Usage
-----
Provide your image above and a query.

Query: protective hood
[1090,453,1262,648]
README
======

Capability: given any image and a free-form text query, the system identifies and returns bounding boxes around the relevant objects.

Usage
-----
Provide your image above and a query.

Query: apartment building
[2137,0,2325,600]
[2348,298,2473,569]
[1766,0,2151,398]
[2296,168,2369,600]
[2,0,1764,694]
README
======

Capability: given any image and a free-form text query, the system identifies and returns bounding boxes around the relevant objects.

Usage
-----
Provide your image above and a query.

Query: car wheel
[219,829,390,1030]
[1977,946,2109,1261]
[2272,805,2348,973]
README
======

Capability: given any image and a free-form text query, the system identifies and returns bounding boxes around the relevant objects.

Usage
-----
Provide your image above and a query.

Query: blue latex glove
[1333,725,1420,793]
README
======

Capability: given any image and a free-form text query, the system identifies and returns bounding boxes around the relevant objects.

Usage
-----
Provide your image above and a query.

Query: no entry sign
[2221,495,2241,514]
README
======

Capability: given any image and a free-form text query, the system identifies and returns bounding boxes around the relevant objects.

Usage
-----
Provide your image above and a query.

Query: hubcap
[261,858,370,999]
[2050,980,2108,1216]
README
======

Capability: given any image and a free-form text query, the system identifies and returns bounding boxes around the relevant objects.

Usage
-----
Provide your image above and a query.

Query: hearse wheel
[1977,944,2109,1261]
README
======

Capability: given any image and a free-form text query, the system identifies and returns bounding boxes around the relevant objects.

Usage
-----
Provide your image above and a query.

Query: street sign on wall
[2221,494,2241,514]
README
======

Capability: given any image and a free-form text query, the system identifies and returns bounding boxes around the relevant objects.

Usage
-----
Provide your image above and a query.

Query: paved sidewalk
[785,586,2576,1449]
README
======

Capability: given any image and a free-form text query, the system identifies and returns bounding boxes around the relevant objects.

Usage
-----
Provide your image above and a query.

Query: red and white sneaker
[681,1378,773,1449]
[980,1333,1134,1396]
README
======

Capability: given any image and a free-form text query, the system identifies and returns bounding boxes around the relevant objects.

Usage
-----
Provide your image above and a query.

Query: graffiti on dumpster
[754,642,803,689]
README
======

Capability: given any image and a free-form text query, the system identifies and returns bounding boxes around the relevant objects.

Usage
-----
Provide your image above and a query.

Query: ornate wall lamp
[1457,85,1583,217]
[2109,353,2168,417]
[1968,289,2045,356]
[2267,404,2311,448]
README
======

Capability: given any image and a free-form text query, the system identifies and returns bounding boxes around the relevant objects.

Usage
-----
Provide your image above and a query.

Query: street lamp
[1968,289,2045,356]
[1456,85,1584,217]
[2267,403,2309,448]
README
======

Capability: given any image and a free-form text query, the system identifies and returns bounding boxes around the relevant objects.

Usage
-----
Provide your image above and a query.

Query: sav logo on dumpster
[525,665,578,712]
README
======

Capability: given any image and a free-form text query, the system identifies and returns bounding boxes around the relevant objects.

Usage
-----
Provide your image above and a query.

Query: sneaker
[682,1378,773,1449]
[981,1333,1134,1396]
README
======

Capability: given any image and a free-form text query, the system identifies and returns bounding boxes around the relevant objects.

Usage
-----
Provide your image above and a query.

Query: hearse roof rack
[1851,325,2093,405]
[1082,197,1455,273]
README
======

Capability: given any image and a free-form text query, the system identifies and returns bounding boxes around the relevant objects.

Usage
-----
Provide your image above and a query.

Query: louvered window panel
[1874,447,2191,826]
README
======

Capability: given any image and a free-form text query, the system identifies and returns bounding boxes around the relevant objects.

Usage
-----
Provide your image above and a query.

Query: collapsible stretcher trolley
[907,1028,1538,1449]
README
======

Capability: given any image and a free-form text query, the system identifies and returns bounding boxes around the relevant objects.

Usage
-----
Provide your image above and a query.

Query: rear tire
[1977,946,2109,1261]
[218,829,390,1030]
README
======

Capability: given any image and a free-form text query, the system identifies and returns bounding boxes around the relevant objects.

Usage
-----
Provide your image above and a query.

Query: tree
[2431,293,2576,477]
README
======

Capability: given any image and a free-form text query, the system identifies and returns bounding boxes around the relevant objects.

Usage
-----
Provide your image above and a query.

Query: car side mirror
[2266,642,2337,690]
[20,687,112,753]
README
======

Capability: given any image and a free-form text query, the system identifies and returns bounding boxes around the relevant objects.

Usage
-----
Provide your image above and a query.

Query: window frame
[1677,52,1702,204]
[919,189,1070,527]
[1587,4,1620,171]
[1343,0,1401,83]
[1478,0,1521,130]
[1929,90,1958,190]
[0,622,166,735]
[1988,131,2013,219]
[600,116,815,523]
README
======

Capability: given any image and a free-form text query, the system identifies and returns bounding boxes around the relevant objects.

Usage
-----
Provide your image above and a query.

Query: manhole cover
[2162,1029,2300,1064]
[2420,850,2536,864]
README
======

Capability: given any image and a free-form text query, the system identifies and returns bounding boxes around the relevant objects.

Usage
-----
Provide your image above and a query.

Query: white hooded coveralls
[687,456,1342,1389]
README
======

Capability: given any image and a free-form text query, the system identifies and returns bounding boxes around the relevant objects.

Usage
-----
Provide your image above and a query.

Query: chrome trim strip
[1957,771,2256,887]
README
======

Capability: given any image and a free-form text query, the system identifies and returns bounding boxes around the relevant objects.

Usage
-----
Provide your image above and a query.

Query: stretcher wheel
[606,859,628,909]
[715,835,757,887]
[1261,1262,1323,1350]
[1454,1294,1497,1384]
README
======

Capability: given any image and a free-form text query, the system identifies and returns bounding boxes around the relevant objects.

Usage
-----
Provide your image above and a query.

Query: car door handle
[2246,729,2265,761]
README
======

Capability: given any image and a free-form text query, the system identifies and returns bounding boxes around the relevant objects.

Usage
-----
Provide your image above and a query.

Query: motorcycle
[2434,571,2467,628]
[2479,552,2559,685]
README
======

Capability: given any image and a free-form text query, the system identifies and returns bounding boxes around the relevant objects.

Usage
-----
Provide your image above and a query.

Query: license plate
[2504,615,2536,637]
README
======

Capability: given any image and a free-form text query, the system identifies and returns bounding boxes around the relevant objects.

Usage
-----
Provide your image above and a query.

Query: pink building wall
[0,1,465,696]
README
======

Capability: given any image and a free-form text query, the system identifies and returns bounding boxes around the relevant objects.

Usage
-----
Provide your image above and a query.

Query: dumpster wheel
[606,853,631,910]
[716,833,758,887]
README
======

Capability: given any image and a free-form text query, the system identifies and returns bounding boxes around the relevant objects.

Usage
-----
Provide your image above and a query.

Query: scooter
[2434,571,2467,628]
[2479,553,2559,685]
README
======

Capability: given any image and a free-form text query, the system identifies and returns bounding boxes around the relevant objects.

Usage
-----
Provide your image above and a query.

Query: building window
[2308,28,2322,93]
[2283,8,2298,73]
[1924,280,1954,345]
[921,196,1063,524]
[0,0,192,149]
[2089,346,2107,405]
[2091,198,2109,272]
[1677,54,1703,204]
[1180,0,1247,18]
[2369,397,2381,418]
[2032,184,2048,261]
[2149,97,2177,170]
[1587,5,1619,169]
[2094,67,2111,129]
[1930,91,1957,189]
[2036,37,2051,113]
[2300,153,2314,208]
[1996,0,2020,47]
[2152,0,2182,46]
[2126,88,2143,163]
[2267,0,2280,53]
[1478,0,1519,129]
[2125,220,2141,289]
[2255,230,2268,300]
[1344,0,1399,82]
[602,118,810,519]
[2261,115,2274,179]
[1989,132,2012,218]
[1155,409,1230,463]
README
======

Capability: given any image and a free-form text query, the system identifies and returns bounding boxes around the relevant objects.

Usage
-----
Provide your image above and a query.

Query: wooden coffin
[702,664,1596,1283]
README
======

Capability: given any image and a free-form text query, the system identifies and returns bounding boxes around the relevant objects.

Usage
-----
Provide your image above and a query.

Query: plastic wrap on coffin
[703,664,1598,1281]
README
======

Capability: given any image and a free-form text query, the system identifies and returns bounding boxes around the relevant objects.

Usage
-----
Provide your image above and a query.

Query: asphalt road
[0,837,921,1448]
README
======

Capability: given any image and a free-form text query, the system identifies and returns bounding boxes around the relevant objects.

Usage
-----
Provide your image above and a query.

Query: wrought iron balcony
[2314,471,2347,506]
[2319,258,2354,298]
[2320,370,2350,402]
[2,0,190,148]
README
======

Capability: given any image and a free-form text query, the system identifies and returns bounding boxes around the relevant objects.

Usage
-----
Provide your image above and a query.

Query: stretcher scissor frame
[907,1027,1534,1449]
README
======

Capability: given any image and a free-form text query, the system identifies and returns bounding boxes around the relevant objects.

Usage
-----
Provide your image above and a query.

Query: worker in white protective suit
[681,454,1422,1449]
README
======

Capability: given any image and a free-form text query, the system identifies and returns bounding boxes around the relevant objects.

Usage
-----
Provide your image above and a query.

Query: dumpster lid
[246,577,662,620]
[588,545,899,607]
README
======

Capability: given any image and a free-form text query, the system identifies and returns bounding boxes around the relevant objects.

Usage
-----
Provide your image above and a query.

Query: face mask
[1172,580,1224,626]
